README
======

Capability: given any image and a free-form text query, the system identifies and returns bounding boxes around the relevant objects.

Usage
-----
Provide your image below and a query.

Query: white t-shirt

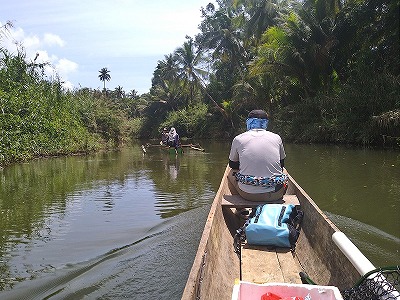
[229,129,286,193]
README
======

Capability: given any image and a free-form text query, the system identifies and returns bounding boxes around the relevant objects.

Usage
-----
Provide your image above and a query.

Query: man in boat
[228,109,287,201]
[167,127,181,152]
[160,127,169,145]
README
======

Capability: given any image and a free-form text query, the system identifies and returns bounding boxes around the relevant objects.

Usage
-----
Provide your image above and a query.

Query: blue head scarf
[246,118,269,130]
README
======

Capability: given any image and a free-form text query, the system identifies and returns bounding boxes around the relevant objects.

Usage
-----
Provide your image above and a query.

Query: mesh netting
[342,266,400,300]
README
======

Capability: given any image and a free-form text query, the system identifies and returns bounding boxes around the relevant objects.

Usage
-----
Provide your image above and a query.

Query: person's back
[231,129,284,193]
[228,109,287,201]
[167,127,180,148]
[161,128,169,145]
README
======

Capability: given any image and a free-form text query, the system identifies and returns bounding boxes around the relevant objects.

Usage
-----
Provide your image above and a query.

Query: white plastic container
[232,281,344,300]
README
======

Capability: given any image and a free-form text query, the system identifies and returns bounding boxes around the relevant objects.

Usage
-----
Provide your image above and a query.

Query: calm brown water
[0,141,398,299]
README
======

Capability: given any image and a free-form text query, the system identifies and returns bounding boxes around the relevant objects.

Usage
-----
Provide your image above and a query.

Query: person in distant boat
[227,109,287,202]
[167,127,180,149]
[160,127,169,145]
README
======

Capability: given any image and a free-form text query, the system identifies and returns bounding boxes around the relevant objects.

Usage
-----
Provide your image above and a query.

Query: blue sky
[1,0,215,94]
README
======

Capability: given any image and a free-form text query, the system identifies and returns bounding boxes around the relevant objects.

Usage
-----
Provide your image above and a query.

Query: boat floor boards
[241,245,302,284]
[220,187,303,285]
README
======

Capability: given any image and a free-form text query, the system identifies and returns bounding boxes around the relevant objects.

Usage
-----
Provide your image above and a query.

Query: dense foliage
[147,0,399,144]
[1,0,399,166]
[0,37,142,167]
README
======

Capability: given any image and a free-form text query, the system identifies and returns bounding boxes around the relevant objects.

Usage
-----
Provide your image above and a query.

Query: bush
[160,103,210,139]
[0,47,129,167]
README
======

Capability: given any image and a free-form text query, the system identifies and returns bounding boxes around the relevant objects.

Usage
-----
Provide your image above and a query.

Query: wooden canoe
[163,146,184,155]
[142,144,184,154]
[143,143,204,152]
[181,165,372,300]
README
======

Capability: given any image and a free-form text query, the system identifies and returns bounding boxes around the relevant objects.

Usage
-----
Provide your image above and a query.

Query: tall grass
[0,48,128,167]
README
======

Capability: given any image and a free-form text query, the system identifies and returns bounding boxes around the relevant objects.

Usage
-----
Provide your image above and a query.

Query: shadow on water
[0,205,210,300]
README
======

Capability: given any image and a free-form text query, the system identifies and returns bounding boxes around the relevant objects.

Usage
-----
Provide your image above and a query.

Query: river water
[0,141,399,299]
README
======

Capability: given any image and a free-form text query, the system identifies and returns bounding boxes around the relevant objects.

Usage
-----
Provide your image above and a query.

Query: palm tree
[174,37,229,121]
[241,0,296,41]
[173,38,206,105]
[114,85,124,98]
[0,21,13,42]
[98,67,111,91]
[154,54,179,83]
[128,89,138,99]
[151,54,185,110]
[197,10,246,69]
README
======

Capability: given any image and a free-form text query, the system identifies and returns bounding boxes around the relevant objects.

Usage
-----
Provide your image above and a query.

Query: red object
[261,292,281,300]
[261,293,304,300]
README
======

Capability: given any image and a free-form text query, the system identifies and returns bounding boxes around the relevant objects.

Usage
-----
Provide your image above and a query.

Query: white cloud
[2,0,216,92]
[34,50,51,62]
[1,25,78,89]
[43,33,65,47]
[61,80,74,90]
[23,35,41,49]
[55,58,78,76]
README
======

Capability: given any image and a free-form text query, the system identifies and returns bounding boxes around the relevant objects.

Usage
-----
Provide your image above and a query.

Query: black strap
[253,205,262,223]
[278,205,286,226]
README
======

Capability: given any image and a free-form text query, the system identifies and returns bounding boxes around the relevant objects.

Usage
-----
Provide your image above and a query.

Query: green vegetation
[1,0,399,166]
[0,29,142,167]
[147,0,399,144]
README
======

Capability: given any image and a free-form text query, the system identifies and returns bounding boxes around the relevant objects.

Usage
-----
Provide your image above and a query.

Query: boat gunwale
[181,166,231,299]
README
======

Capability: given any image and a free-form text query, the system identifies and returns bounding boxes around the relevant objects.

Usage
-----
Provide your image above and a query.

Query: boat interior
[182,166,363,300]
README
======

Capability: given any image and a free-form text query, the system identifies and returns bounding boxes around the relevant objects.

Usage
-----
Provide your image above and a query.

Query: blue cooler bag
[244,204,303,248]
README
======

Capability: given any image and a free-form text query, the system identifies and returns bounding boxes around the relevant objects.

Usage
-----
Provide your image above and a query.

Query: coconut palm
[240,0,297,41]
[98,67,111,90]
[153,54,179,85]
[173,38,206,105]
[174,37,228,121]
[114,85,124,98]
[197,10,246,70]
[128,89,138,99]
[151,54,185,110]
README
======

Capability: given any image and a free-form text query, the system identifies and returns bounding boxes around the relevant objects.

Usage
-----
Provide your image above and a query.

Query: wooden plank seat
[241,245,303,284]
[222,194,300,207]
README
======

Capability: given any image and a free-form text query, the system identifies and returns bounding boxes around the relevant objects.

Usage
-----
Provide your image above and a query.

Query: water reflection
[285,144,400,266]
[0,143,227,291]
[148,149,217,218]
[161,152,180,180]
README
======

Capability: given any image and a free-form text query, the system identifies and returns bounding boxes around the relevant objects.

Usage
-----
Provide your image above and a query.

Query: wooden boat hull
[182,166,362,300]
[143,143,204,153]
[163,146,184,154]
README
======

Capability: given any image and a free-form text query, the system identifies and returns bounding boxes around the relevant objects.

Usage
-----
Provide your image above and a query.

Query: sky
[0,0,216,94]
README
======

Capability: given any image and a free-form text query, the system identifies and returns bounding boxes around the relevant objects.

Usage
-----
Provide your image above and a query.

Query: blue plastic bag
[245,204,302,248]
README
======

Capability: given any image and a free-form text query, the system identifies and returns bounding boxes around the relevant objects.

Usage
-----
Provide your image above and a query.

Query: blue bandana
[246,118,268,130]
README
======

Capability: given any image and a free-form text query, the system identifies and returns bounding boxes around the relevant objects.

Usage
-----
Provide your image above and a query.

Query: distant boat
[142,143,205,154]
[181,165,393,300]
[163,146,184,155]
